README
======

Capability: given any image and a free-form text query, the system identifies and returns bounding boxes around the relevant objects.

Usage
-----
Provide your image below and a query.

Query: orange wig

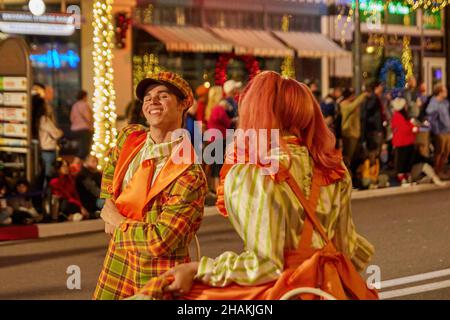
[238,71,342,170]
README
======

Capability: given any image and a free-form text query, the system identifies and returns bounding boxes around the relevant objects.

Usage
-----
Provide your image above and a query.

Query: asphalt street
[0,188,449,300]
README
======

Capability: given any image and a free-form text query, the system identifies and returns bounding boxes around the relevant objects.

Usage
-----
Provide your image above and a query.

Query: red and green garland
[215,53,260,86]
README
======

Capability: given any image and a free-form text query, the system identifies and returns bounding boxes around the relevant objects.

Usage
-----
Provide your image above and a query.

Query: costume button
[107,185,113,193]
[120,222,128,232]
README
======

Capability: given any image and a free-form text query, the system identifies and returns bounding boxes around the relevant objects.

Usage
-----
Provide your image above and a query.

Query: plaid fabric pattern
[125,276,174,300]
[93,125,207,300]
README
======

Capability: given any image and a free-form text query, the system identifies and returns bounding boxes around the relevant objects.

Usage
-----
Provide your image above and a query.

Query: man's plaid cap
[136,71,194,109]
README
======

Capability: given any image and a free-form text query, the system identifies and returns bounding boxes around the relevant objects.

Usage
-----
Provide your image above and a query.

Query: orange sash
[112,131,197,221]
[133,137,377,300]
[115,159,156,220]
[180,165,378,300]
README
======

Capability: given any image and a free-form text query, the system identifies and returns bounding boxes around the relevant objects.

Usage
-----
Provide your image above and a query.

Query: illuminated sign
[30,49,80,69]
[0,11,75,36]
[423,10,442,29]
[0,21,75,36]
[352,0,410,15]
[0,12,74,25]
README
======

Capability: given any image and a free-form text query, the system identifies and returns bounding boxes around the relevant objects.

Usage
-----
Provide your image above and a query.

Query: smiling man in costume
[93,71,207,300]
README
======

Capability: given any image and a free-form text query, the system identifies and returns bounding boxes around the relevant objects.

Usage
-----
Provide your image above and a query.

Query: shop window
[139,5,201,26]
[27,33,81,132]
[205,10,264,29]
[152,6,177,25]
[185,7,201,27]
[423,10,442,30]
[296,58,321,87]
[355,1,417,27]
[269,14,321,32]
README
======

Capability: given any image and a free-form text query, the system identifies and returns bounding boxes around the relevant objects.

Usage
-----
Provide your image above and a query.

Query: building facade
[131,0,348,104]
[327,0,447,94]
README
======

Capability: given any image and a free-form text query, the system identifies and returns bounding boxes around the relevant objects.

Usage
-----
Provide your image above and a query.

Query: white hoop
[280,287,337,300]
[194,234,201,261]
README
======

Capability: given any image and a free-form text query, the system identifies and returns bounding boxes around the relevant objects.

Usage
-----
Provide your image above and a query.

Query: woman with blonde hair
[204,86,224,122]
[131,71,376,300]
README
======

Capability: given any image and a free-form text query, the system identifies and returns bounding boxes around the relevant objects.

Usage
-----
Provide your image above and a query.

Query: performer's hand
[100,199,125,228]
[163,262,199,295]
[104,222,115,236]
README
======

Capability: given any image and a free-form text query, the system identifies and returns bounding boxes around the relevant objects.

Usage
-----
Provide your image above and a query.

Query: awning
[135,25,232,53]
[273,31,351,58]
[211,28,294,58]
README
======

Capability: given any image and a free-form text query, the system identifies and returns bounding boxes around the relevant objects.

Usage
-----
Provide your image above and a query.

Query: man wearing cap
[93,71,207,300]
[223,79,241,121]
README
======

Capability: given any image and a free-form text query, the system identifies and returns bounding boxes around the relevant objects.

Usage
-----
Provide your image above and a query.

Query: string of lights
[405,0,448,13]
[91,0,118,169]
[401,36,414,80]
[281,14,295,78]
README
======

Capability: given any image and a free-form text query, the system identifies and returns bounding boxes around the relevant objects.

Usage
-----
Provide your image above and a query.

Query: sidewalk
[1,182,449,242]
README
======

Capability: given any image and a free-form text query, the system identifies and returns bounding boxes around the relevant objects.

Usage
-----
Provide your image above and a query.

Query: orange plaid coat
[93,125,207,300]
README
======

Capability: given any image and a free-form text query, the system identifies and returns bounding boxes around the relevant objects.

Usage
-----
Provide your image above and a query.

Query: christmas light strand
[91,0,118,169]
[406,0,448,13]
[281,14,295,79]
[402,36,414,80]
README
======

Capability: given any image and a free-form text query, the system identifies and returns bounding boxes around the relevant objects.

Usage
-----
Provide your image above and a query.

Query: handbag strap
[283,166,334,251]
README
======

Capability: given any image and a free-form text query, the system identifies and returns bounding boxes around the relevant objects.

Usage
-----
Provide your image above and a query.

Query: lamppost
[353,0,362,94]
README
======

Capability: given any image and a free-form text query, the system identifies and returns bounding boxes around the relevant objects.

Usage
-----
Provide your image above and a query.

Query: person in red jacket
[391,97,418,184]
[49,159,89,221]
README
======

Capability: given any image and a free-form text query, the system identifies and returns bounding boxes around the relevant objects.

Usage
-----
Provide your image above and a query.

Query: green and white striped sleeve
[195,164,285,287]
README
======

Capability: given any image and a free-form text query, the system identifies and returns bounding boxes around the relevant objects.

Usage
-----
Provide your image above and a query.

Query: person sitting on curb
[8,179,42,225]
[357,143,389,190]
[49,159,88,222]
[0,181,13,226]
[75,155,103,219]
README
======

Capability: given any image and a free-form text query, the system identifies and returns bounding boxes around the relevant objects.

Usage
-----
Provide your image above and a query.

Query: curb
[1,182,448,243]
[351,182,450,200]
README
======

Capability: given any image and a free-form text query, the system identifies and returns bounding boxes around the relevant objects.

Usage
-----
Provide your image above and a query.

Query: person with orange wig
[130,71,375,300]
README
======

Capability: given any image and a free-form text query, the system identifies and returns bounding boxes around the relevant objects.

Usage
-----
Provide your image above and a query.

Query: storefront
[328,0,447,92]
[131,0,348,99]
[0,2,81,131]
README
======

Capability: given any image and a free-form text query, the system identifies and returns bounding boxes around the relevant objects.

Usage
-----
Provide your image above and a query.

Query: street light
[28,0,46,16]
[353,0,362,94]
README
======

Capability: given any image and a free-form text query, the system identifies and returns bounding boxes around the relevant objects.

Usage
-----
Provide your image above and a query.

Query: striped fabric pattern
[94,125,207,300]
[196,140,374,287]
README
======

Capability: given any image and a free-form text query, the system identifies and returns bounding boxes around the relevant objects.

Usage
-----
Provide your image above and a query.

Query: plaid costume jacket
[93,125,207,300]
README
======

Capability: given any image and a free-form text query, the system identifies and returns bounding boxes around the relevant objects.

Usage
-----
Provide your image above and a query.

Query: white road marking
[379,280,450,300]
[379,268,450,289]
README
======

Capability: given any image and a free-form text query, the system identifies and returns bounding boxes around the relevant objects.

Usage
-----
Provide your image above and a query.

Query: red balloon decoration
[215,53,260,86]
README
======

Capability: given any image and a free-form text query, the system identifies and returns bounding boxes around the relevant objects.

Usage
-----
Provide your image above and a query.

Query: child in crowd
[50,159,88,222]
[75,155,103,219]
[357,144,390,189]
[0,181,13,226]
[70,157,83,176]
[8,179,42,225]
